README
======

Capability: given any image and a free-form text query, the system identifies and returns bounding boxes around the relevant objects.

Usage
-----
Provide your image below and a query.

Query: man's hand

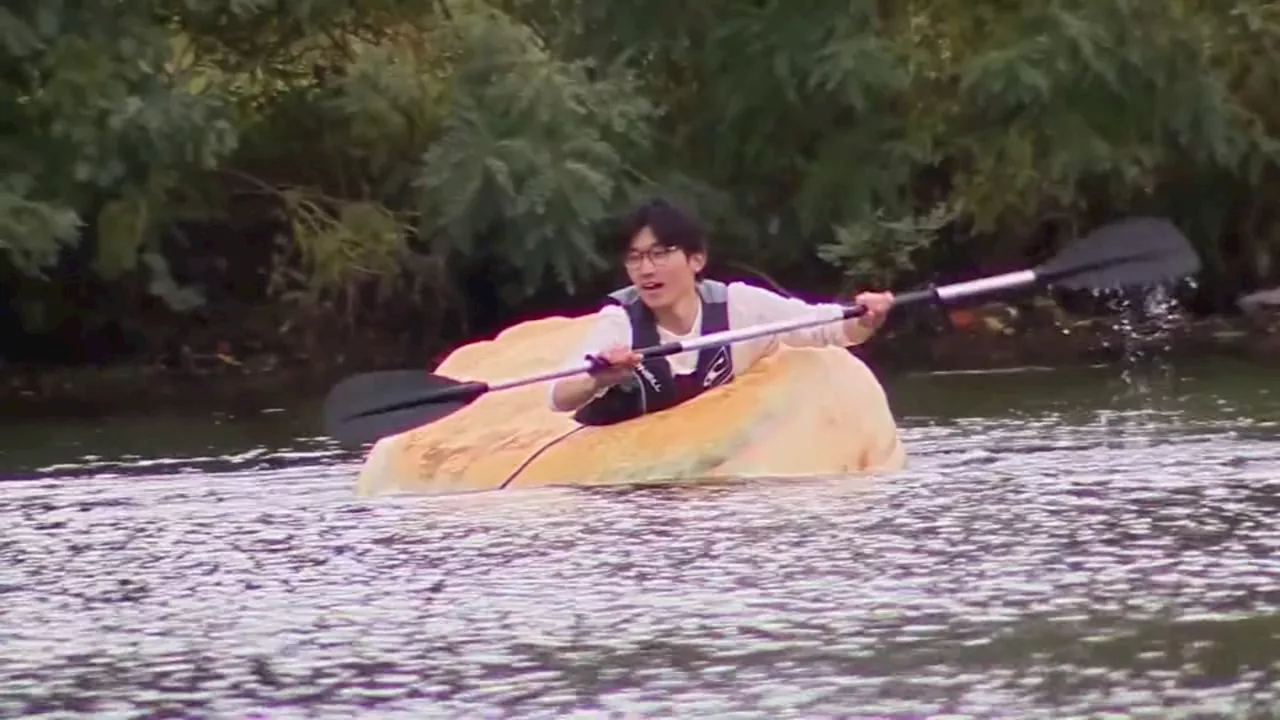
[853,290,894,331]
[587,344,642,388]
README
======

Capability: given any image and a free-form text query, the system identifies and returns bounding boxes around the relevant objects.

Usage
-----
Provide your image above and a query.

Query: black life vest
[572,280,736,427]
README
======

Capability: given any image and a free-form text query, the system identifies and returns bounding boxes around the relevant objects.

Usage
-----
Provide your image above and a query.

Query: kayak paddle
[323,215,1199,446]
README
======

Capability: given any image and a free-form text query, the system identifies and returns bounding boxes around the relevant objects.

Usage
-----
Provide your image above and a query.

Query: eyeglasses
[624,245,682,269]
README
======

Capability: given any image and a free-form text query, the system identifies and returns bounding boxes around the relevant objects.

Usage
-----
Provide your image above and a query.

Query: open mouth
[639,281,665,292]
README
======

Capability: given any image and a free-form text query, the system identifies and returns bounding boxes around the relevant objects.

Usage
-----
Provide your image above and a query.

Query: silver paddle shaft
[484,268,1041,393]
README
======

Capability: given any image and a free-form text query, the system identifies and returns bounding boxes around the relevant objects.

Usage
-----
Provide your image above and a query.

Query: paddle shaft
[475,267,1041,395]
[325,213,1200,445]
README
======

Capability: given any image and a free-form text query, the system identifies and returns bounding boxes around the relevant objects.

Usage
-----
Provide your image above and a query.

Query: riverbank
[0,302,1273,423]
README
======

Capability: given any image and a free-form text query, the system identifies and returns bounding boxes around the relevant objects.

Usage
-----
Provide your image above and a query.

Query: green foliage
[817,204,959,288]
[0,185,80,276]
[7,0,1280,356]
[411,3,655,297]
[0,0,237,308]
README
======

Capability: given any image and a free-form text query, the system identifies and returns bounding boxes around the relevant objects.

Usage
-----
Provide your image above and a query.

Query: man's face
[623,226,705,310]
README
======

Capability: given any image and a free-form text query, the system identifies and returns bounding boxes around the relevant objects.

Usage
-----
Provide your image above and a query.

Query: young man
[548,198,894,426]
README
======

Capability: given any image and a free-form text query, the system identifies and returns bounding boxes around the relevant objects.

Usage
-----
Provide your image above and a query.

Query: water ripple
[2,368,1280,718]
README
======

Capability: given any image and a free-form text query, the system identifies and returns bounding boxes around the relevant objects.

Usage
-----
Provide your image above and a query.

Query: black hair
[615,198,707,255]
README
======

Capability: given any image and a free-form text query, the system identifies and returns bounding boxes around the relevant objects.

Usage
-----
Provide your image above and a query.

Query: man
[549,198,894,426]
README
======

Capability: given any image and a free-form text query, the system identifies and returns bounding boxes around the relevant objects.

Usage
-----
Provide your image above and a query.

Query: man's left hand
[854,291,894,330]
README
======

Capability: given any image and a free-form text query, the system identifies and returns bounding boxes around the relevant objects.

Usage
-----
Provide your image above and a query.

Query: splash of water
[1108,279,1194,392]
[1089,278,1197,436]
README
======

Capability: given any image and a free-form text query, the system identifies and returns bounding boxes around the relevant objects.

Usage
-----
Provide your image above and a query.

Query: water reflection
[1,361,1279,718]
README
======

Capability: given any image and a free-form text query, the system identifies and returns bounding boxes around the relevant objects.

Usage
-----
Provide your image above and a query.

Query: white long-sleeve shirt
[548,281,872,409]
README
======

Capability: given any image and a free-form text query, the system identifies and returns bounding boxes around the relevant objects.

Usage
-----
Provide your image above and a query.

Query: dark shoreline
[0,310,1272,423]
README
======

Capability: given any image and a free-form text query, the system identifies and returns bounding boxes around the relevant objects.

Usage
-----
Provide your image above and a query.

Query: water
[2,357,1280,719]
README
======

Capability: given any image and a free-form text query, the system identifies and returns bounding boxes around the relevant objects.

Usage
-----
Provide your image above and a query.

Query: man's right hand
[587,344,642,388]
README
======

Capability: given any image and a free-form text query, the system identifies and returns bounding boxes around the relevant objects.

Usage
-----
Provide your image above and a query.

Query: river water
[1,354,1278,719]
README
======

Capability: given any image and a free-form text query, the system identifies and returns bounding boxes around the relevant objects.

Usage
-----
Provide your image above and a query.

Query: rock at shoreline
[1238,287,1280,313]
[1237,287,1280,331]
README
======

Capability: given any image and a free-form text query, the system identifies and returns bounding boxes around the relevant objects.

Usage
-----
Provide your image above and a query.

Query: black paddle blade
[1036,216,1200,291]
[322,370,488,447]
